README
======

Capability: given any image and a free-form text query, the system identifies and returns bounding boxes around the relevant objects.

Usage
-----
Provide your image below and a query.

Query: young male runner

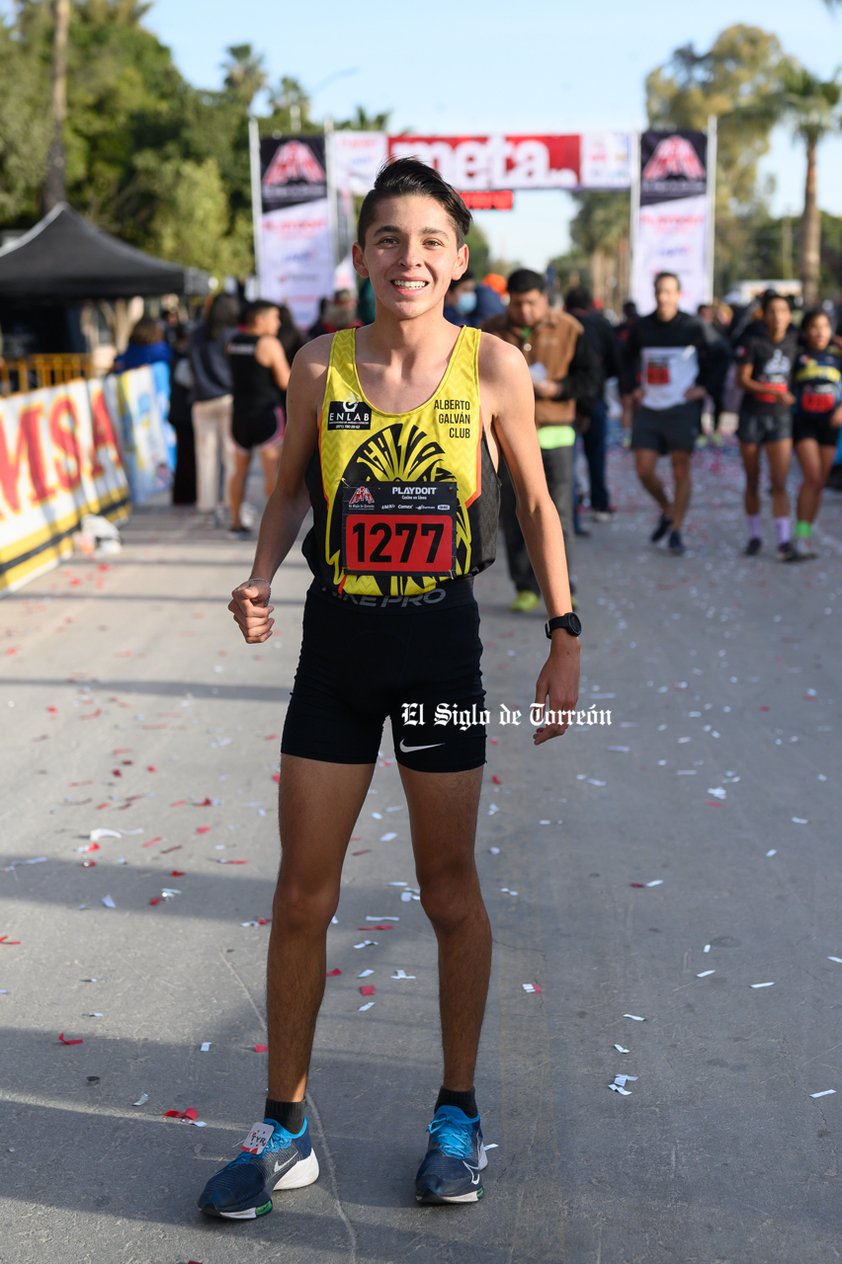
[734,292,798,560]
[226,300,291,538]
[196,158,580,1219]
[624,272,712,555]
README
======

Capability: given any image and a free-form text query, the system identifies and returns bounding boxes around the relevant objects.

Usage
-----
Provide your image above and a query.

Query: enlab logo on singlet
[327,396,372,431]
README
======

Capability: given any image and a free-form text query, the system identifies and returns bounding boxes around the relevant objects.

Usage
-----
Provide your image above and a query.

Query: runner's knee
[273,877,340,933]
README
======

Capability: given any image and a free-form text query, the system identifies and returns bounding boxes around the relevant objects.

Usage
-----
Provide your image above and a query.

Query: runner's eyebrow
[372,224,450,237]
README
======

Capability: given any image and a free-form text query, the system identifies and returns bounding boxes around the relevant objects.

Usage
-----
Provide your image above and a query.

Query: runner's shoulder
[478,329,530,383]
[288,334,333,396]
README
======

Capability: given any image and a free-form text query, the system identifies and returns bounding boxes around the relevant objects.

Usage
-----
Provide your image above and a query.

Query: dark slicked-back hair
[761,290,790,314]
[654,271,680,290]
[507,268,546,295]
[243,299,278,325]
[356,157,472,247]
[565,285,593,311]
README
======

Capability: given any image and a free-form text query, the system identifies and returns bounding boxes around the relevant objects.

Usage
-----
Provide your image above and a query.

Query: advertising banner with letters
[631,130,712,314]
[103,363,172,507]
[386,133,632,191]
[256,135,334,329]
[0,377,130,595]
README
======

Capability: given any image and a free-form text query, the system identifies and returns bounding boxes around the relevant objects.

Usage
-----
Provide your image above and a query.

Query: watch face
[568,612,582,636]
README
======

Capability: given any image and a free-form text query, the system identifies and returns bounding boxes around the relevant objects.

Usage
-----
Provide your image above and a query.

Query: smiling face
[352,195,469,321]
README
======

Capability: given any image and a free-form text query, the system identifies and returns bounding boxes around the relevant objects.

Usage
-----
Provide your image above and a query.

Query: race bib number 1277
[341,481,457,575]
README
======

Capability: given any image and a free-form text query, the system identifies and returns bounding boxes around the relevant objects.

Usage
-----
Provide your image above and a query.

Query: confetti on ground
[614,1044,630,1054]
[703,944,711,953]
[101,896,116,909]
[253,1045,268,1053]
[810,1089,836,1099]
[500,887,518,896]
[359,985,376,997]
[488,847,501,855]
[750,982,775,989]
[365,916,399,922]
[133,1093,149,1107]
[354,940,378,949]
[766,850,777,858]
[828,957,842,965]
[358,1001,375,1012]
[609,1074,638,1096]
[199,1042,211,1052]
[792,818,809,825]
[58,1032,84,1045]
[522,983,542,994]
[624,1014,646,1022]
[0,936,21,946]
[326,968,342,977]
[391,970,416,980]
[358,969,374,978]
[697,970,715,978]
[163,1107,205,1126]
[380,832,397,842]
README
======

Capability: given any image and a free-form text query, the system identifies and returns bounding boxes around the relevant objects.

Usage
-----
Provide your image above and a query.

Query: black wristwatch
[545,612,582,639]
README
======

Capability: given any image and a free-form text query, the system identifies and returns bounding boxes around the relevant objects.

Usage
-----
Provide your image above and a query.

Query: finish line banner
[631,130,712,314]
[329,132,632,193]
[0,378,130,595]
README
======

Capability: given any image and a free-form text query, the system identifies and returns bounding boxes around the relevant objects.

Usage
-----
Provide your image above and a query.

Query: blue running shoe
[198,1117,319,1220]
[415,1105,487,1204]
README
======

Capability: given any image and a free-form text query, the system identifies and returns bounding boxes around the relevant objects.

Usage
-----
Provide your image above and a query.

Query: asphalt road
[1,438,841,1264]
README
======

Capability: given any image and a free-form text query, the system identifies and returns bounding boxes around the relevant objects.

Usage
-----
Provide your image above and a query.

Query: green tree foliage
[0,17,51,220]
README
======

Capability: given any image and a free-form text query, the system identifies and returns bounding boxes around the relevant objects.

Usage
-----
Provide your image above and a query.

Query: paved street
[1,439,841,1264]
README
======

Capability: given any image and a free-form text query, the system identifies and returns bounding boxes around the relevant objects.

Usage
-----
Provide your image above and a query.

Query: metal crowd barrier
[0,354,94,396]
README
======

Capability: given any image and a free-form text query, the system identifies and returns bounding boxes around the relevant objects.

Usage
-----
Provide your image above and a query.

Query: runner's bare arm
[257,333,291,391]
[480,334,580,744]
[228,338,327,643]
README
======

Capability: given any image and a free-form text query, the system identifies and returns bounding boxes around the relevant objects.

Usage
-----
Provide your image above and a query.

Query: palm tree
[43,0,71,210]
[221,43,267,110]
[778,62,842,306]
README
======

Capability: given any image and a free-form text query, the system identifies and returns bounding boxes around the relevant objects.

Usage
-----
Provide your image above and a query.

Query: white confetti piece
[624,1014,646,1022]
[587,778,607,787]
[707,787,726,799]
[89,829,121,842]
[522,983,542,993]
[353,940,378,949]
[132,1093,149,1107]
[609,1084,632,1095]
[645,879,664,888]
[612,1074,637,1086]
[827,957,842,965]
[810,1089,836,1099]
[388,881,408,887]
[358,1001,375,1012]
[488,847,501,855]
[792,817,808,825]
[607,745,630,752]
[400,891,413,902]
[380,832,397,842]
[766,850,777,858]
[83,1012,104,1018]
[391,970,416,980]
[101,895,116,909]
[366,916,399,922]
[539,819,551,825]
[488,803,500,815]
[200,1042,211,1052]
[500,887,518,896]
[703,944,711,953]
[750,982,775,989]
[613,1044,630,1054]
[358,969,374,978]
[371,811,383,819]
[696,970,715,978]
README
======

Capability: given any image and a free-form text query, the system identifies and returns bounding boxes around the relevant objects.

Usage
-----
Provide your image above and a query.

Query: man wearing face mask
[445,270,505,329]
[483,268,598,612]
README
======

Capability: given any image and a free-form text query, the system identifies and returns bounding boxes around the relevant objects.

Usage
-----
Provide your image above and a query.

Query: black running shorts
[281,580,486,772]
[631,404,701,454]
[232,406,285,452]
[793,415,840,448]
[737,411,792,445]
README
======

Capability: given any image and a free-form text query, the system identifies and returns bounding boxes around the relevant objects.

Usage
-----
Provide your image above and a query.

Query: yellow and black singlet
[302,326,499,598]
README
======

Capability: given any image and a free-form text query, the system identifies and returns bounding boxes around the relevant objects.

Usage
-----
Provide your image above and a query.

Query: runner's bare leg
[400,765,490,1091]
[267,755,375,1101]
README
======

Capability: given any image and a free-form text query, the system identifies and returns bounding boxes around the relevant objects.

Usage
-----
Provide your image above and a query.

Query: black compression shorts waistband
[312,577,476,611]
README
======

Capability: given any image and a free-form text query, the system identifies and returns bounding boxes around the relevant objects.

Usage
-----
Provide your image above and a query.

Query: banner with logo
[0,378,130,595]
[631,130,712,314]
[103,364,172,506]
[256,135,334,329]
[387,133,632,191]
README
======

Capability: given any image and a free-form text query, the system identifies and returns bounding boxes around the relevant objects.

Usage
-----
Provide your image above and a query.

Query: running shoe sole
[416,1148,488,1204]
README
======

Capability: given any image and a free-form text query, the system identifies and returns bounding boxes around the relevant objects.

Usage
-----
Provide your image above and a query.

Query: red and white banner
[631,130,714,313]
[0,378,130,594]
[329,131,632,195]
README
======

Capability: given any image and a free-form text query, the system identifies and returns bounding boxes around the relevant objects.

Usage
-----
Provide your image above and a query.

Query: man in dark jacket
[565,286,619,521]
[484,268,598,610]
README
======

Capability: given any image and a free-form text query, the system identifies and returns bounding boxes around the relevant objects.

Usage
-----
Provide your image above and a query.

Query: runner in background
[226,300,291,539]
[624,273,711,555]
[790,307,842,559]
[734,293,799,561]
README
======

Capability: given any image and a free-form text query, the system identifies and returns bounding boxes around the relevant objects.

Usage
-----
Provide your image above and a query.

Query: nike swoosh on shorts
[399,739,445,753]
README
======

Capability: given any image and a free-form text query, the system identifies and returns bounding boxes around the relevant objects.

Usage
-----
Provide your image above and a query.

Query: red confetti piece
[160,845,183,855]
[82,860,97,868]
[146,765,157,773]
[142,837,162,848]
[47,706,58,714]
[253,1044,268,1053]
[491,775,502,785]
[272,773,281,783]
[351,849,372,856]
[163,1107,199,1122]
[111,770,122,778]
[170,870,186,877]
[629,883,645,889]
[58,1032,83,1045]
[195,826,211,835]
[359,985,376,997]
[360,924,394,932]
[0,936,21,945]
[326,968,342,977]
[218,857,247,864]
[170,799,187,808]
[149,897,160,906]
[195,797,213,808]
[263,733,280,741]
[82,843,100,853]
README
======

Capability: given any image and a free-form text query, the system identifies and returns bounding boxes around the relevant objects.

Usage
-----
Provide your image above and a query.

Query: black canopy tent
[0,203,208,299]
